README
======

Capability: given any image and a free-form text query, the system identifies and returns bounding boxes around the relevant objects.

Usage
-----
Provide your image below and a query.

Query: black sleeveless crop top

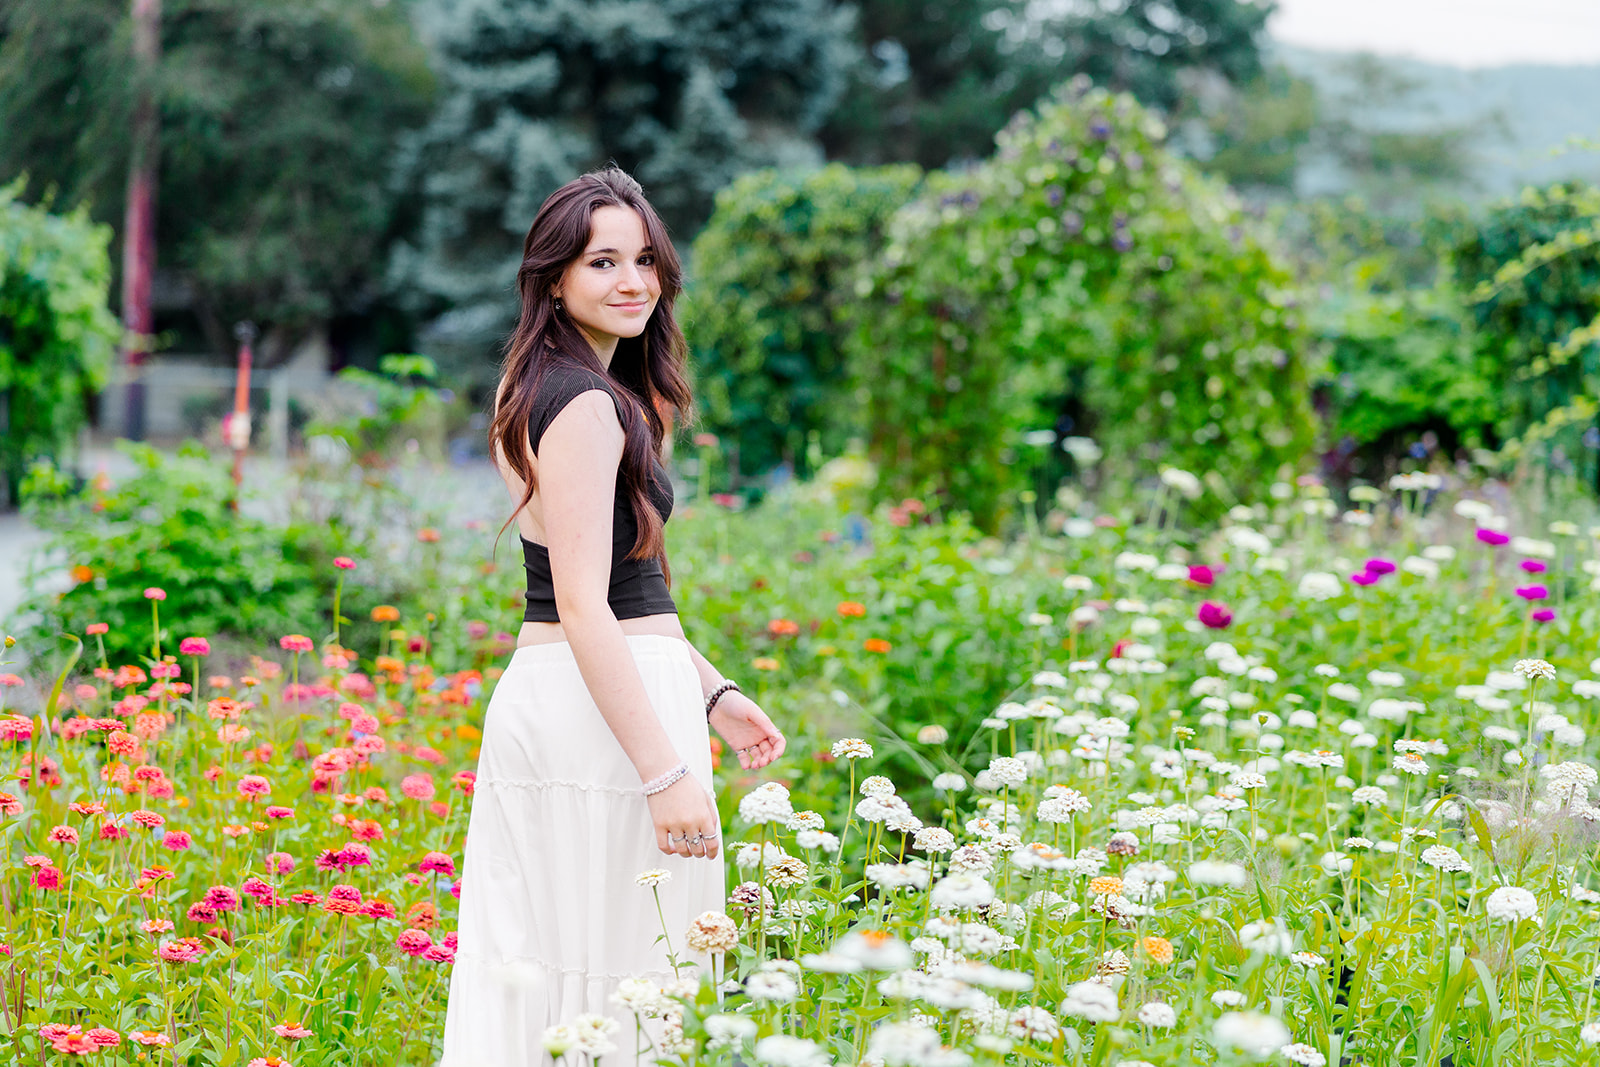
[519,363,677,623]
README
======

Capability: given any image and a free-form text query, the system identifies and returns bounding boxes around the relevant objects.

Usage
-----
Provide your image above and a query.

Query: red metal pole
[227,322,256,509]
[120,0,161,441]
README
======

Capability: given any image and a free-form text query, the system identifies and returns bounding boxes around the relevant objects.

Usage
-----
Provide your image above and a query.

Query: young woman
[440,167,786,1064]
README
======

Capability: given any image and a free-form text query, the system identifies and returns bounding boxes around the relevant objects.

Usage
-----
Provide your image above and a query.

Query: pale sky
[1269,0,1600,67]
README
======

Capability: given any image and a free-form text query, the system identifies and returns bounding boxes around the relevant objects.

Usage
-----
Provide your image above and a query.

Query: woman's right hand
[645,775,721,860]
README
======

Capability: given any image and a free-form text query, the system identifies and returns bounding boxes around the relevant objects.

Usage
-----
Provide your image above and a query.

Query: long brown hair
[489,167,693,584]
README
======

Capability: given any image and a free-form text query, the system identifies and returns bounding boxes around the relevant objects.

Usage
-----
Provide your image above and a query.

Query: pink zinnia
[279,635,314,654]
[186,903,218,924]
[161,831,193,851]
[1519,559,1546,573]
[1475,528,1510,546]
[0,676,22,690]
[157,938,205,963]
[1196,601,1232,629]
[86,623,109,635]
[396,929,432,956]
[238,774,272,798]
[1349,571,1379,587]
[87,1027,122,1047]
[401,774,437,801]
[130,809,165,829]
[333,556,356,570]
[423,943,455,964]
[32,866,62,890]
[1515,584,1549,601]
[273,1023,313,1039]
[143,587,166,601]
[264,805,294,820]
[1,715,35,742]
[419,851,457,878]
[361,899,398,920]
[1532,608,1556,623]
[205,886,242,912]
[266,852,296,876]
[48,825,79,845]
[179,637,211,656]
[335,843,373,868]
[51,1033,99,1054]
[1363,558,1396,575]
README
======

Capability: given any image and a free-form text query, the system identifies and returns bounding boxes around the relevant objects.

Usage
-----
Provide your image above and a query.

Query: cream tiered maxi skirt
[440,634,726,1066]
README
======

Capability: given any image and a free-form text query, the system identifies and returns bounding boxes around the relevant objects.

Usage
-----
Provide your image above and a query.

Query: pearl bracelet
[641,761,689,796]
[704,680,740,719]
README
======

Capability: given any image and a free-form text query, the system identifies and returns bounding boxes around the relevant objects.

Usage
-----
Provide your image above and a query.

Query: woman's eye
[638,254,655,266]
[591,258,613,269]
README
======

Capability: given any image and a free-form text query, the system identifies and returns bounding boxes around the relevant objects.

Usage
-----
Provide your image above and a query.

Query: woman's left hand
[708,690,785,770]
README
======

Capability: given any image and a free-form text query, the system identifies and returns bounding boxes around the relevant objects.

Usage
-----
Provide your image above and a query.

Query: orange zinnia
[1142,936,1175,965]
[836,601,866,617]
[766,618,801,637]
[863,638,891,654]
[371,606,401,623]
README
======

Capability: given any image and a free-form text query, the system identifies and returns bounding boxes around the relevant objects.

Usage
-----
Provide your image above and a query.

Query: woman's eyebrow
[584,245,654,256]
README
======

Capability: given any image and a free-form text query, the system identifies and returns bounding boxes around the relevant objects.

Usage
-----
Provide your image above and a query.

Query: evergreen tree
[390,0,853,374]
[0,0,434,353]
[822,0,1272,169]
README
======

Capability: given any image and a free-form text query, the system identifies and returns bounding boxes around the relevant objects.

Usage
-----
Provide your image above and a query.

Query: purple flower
[1531,608,1556,623]
[1514,584,1549,601]
[1349,572,1380,587]
[1088,118,1112,141]
[1519,559,1546,574]
[1061,210,1083,235]
[1475,528,1510,546]
[1196,601,1232,629]
[1187,564,1215,587]
[1363,558,1396,576]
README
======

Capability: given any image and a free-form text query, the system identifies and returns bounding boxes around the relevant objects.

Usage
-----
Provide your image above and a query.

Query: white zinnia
[1485,886,1540,925]
[753,1035,831,1067]
[1059,980,1120,1022]
[1212,1012,1291,1055]
[739,782,794,824]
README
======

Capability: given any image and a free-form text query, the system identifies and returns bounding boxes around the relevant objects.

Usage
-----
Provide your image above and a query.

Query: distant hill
[1270,43,1600,200]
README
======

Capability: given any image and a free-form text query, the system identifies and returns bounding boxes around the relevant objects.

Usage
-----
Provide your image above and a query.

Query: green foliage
[303,354,464,467]
[846,82,1318,531]
[19,442,324,663]
[0,0,435,334]
[825,0,1270,169]
[682,164,922,481]
[1315,283,1500,452]
[1453,183,1600,481]
[0,181,120,507]
[390,0,854,380]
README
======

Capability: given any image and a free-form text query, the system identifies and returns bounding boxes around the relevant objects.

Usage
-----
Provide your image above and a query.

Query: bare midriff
[516,613,688,649]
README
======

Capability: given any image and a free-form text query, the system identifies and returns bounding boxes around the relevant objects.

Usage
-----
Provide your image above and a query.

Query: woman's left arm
[683,638,786,770]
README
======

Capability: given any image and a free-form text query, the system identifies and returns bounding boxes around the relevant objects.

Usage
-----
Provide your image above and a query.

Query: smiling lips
[610,301,649,311]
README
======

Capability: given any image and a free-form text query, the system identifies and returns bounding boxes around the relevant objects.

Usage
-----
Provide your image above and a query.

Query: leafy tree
[389,0,853,378]
[0,182,122,507]
[681,163,922,482]
[1183,55,1481,207]
[847,80,1317,531]
[0,0,434,351]
[1454,181,1600,488]
[822,0,1273,169]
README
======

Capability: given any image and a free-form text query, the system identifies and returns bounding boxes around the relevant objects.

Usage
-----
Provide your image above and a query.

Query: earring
[553,297,564,312]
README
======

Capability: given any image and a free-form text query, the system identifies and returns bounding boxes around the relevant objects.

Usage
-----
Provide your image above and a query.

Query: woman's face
[554,205,661,358]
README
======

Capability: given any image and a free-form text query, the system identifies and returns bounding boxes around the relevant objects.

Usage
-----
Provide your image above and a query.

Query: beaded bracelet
[641,761,689,796]
[704,680,741,719]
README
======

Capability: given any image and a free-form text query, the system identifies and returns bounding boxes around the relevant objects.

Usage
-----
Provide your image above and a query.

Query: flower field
[4,471,1600,1066]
